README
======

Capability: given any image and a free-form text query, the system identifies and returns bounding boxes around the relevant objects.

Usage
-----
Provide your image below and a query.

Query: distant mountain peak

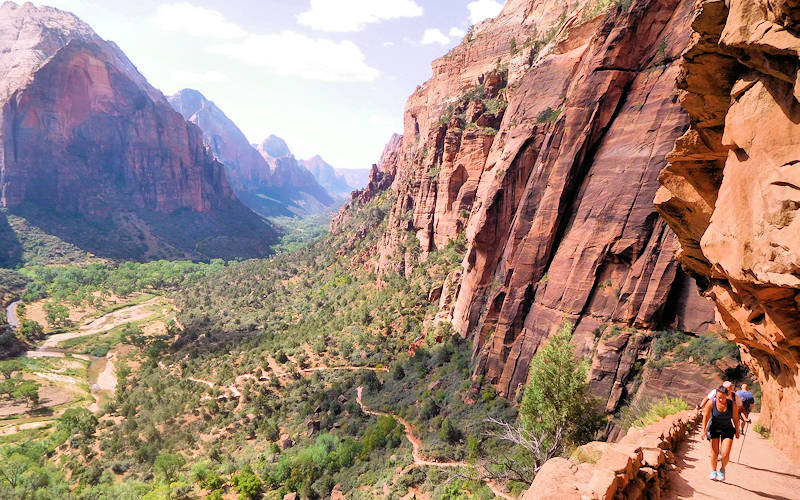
[258,135,292,159]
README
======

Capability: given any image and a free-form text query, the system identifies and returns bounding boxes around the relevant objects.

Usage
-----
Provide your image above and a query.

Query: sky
[28,0,508,170]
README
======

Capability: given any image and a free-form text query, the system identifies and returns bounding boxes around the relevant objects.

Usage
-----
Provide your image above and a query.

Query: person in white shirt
[696,381,741,410]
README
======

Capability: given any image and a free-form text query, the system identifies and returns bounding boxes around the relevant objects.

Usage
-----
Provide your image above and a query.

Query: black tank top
[711,399,734,429]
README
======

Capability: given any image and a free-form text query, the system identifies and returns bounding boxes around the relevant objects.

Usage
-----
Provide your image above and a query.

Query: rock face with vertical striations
[0,2,277,260]
[349,0,720,416]
[656,0,800,462]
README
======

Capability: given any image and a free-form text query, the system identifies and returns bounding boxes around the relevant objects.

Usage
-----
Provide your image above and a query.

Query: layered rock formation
[0,2,277,260]
[170,90,337,217]
[524,410,700,499]
[353,0,721,415]
[656,0,800,462]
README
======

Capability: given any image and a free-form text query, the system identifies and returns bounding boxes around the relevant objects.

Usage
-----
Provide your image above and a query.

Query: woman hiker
[701,384,740,481]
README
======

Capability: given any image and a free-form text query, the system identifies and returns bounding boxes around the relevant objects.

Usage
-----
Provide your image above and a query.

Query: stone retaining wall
[523,410,701,500]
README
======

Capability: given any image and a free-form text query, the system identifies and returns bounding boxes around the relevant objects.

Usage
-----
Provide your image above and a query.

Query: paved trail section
[6,300,20,329]
[665,415,800,500]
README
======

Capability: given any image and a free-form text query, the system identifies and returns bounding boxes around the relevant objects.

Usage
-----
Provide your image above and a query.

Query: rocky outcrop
[0,2,277,260]
[330,134,400,233]
[360,0,718,414]
[656,0,800,462]
[523,410,700,500]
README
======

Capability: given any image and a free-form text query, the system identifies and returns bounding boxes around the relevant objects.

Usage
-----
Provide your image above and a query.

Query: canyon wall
[0,2,277,260]
[361,0,719,416]
[656,0,800,462]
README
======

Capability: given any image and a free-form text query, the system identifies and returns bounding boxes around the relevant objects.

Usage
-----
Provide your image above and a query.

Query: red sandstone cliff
[352,0,721,415]
[656,0,800,462]
[0,2,277,259]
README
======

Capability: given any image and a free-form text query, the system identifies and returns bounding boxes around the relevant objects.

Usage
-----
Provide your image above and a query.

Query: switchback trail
[664,415,800,500]
[357,387,513,500]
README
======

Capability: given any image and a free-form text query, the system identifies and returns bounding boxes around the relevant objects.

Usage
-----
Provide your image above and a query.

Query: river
[6,300,20,330]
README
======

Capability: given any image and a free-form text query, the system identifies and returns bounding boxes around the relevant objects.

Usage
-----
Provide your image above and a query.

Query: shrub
[154,453,185,485]
[232,464,262,499]
[439,417,461,444]
[632,397,690,427]
[536,106,562,124]
[58,408,99,438]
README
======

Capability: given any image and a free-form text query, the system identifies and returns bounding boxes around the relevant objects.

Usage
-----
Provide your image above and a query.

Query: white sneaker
[709,471,719,480]
[718,470,726,481]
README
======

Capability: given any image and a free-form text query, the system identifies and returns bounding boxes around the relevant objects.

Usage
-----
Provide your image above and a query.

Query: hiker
[701,385,740,481]
[696,380,741,410]
[736,383,755,423]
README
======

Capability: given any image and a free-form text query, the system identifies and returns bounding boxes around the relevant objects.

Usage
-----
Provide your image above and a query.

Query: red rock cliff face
[656,0,800,462]
[0,2,276,259]
[368,0,719,413]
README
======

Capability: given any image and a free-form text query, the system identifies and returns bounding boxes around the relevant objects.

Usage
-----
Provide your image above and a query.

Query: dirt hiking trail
[357,387,513,500]
[665,415,800,500]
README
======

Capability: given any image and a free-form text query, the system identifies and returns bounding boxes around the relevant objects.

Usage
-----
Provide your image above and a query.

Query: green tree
[13,380,39,407]
[439,417,461,444]
[44,302,69,328]
[154,453,185,499]
[520,321,601,446]
[0,360,23,380]
[18,319,44,342]
[58,408,99,438]
[231,464,262,499]
[490,320,602,482]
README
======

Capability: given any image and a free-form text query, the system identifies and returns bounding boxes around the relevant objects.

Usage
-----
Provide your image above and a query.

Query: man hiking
[736,383,755,423]
[701,385,740,481]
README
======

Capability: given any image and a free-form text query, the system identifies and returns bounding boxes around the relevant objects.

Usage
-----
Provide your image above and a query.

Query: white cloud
[449,27,466,38]
[383,41,395,47]
[420,28,449,46]
[151,2,247,39]
[298,0,423,32]
[171,70,231,84]
[149,3,379,83]
[208,31,380,82]
[467,0,505,24]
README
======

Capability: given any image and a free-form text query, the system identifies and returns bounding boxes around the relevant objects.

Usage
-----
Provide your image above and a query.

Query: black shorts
[707,426,735,440]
